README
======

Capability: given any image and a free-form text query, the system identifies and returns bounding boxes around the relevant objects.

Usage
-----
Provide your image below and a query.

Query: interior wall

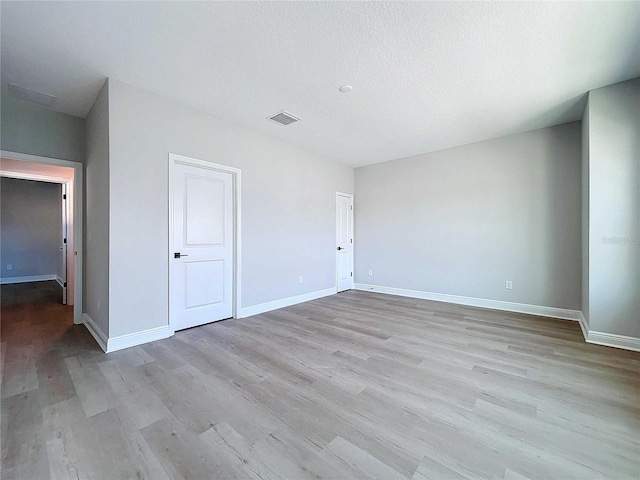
[84,81,110,336]
[106,79,354,338]
[585,78,640,338]
[355,122,582,310]
[0,177,61,279]
[0,94,86,163]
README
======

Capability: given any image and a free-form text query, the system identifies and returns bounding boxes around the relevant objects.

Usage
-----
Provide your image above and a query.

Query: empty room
[1,2,638,479]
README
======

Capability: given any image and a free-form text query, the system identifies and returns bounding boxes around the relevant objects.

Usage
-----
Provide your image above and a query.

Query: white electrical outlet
[368,269,373,276]
[6,264,12,270]
[506,280,513,290]
[298,276,303,284]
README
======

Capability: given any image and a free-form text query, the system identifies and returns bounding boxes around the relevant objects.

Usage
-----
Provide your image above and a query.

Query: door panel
[171,163,234,331]
[185,176,225,246]
[336,194,353,292]
[185,260,225,308]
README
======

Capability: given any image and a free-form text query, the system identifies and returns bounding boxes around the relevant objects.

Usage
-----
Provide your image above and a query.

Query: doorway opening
[0,151,84,325]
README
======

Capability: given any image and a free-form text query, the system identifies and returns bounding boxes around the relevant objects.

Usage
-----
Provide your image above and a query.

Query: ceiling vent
[8,83,57,107]
[267,110,300,126]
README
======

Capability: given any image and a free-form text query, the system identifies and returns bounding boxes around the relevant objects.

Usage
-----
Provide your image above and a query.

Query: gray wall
[106,79,353,337]
[355,122,582,310]
[85,81,110,336]
[0,94,86,163]
[1,177,61,278]
[585,79,640,338]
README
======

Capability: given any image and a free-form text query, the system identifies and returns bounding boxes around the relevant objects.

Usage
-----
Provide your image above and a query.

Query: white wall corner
[106,325,173,353]
[240,287,337,318]
[82,313,107,352]
[585,330,640,352]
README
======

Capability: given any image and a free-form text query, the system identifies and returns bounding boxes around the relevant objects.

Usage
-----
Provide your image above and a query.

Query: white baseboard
[80,287,638,354]
[578,312,589,340]
[82,313,108,352]
[83,313,172,353]
[240,287,337,318]
[355,284,640,352]
[92,288,336,352]
[579,311,639,351]
[0,274,57,285]
[87,286,336,353]
[354,283,582,321]
[55,275,64,287]
[586,330,640,352]
[107,325,172,353]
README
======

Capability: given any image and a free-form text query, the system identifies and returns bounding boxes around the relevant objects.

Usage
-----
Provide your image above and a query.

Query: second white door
[336,193,353,292]
[170,161,234,331]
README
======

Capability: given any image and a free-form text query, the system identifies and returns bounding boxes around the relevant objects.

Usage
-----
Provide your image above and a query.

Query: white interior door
[336,193,353,292]
[60,183,68,304]
[170,162,234,331]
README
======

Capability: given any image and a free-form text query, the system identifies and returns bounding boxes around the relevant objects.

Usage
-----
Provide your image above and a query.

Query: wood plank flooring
[2,281,639,479]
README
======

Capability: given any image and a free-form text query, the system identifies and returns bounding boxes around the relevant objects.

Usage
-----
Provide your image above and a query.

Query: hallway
[1,281,98,394]
[1,281,101,478]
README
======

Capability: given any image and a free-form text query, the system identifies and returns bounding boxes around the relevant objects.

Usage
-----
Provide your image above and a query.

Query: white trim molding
[107,325,173,353]
[83,313,108,352]
[355,284,640,352]
[83,313,173,353]
[0,169,70,184]
[577,312,589,340]
[55,275,64,287]
[240,287,336,318]
[578,312,640,352]
[354,283,582,321]
[585,330,640,352]
[0,274,57,284]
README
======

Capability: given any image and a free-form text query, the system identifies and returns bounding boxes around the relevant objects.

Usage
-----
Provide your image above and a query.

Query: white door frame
[336,191,354,291]
[0,173,71,303]
[168,153,242,330]
[1,150,84,325]
[60,182,68,304]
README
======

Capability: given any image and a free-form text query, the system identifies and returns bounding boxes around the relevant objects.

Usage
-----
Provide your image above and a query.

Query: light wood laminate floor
[2,281,639,479]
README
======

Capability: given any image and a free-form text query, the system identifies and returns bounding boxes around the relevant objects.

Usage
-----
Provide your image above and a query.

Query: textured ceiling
[1,2,639,167]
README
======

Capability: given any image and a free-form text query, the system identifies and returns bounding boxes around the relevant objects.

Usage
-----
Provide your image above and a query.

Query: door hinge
[350,239,353,243]
[351,272,353,277]
[63,194,67,200]
[63,238,67,244]
[350,205,353,210]
[63,282,67,287]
